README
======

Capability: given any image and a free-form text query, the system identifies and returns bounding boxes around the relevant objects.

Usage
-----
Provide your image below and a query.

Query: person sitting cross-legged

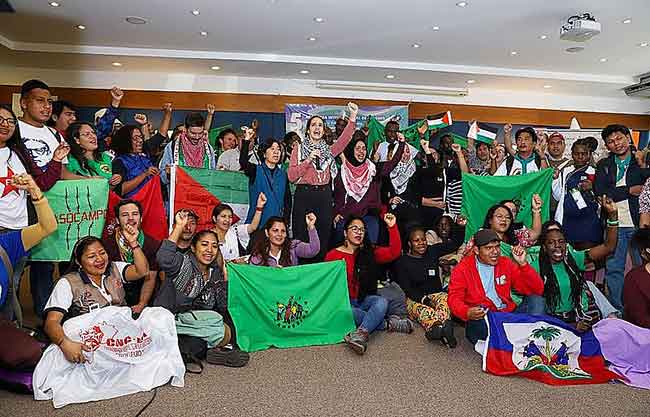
[448,229,544,347]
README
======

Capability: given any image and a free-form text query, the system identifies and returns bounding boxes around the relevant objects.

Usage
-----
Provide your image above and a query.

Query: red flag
[105,176,168,241]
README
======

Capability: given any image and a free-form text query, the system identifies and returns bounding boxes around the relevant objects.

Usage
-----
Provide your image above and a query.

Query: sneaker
[386,316,414,334]
[441,320,457,348]
[345,328,369,355]
[425,325,443,342]
[206,347,250,367]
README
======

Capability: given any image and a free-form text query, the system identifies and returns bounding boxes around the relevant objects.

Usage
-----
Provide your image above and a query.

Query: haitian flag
[227,261,356,352]
[171,166,248,232]
[482,312,623,385]
[105,175,167,241]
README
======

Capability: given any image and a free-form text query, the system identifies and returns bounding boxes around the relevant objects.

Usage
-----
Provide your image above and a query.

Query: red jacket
[448,254,544,322]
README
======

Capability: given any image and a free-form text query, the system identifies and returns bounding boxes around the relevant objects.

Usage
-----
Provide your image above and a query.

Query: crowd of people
[0,78,649,398]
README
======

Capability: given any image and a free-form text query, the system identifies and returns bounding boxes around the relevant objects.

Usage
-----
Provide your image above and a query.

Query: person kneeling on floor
[448,229,544,347]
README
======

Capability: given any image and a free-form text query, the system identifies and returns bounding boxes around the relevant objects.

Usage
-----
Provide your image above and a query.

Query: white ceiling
[1,0,649,104]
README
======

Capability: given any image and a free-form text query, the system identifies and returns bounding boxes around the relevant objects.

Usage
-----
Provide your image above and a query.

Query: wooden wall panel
[2,85,648,130]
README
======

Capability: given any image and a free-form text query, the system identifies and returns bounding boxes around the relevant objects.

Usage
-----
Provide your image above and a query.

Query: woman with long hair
[288,102,358,261]
[62,121,121,187]
[111,124,159,198]
[249,214,319,267]
[498,197,543,248]
[325,213,411,355]
[332,130,405,244]
[156,210,248,367]
[211,192,267,262]
[533,197,619,330]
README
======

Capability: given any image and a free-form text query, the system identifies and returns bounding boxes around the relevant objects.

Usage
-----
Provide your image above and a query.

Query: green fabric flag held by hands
[227,261,356,352]
[460,169,554,240]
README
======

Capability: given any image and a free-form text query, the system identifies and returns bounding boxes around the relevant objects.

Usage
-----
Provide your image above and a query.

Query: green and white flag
[460,169,554,240]
[227,261,356,352]
[31,179,109,261]
[468,121,498,144]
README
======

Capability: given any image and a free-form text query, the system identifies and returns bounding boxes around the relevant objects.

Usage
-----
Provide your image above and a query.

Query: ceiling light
[599,57,608,62]
[539,34,548,40]
[200,31,208,36]
[510,51,518,55]
[75,24,86,30]
[622,18,631,24]
[299,70,310,74]
[456,1,468,7]
[543,85,552,89]
[316,80,468,97]
[313,17,324,23]
[565,46,584,53]
[112,62,122,67]
[385,74,396,79]
[639,42,649,47]
[432,25,440,31]
[307,36,317,41]
[466,79,476,84]
[49,2,60,7]
[191,9,200,16]
[211,65,221,70]
[412,43,421,48]
[125,16,148,25]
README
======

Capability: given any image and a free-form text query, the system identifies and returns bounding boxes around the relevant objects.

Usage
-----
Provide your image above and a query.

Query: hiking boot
[345,328,369,355]
[206,347,250,367]
[386,316,414,334]
[441,320,457,348]
[425,324,443,342]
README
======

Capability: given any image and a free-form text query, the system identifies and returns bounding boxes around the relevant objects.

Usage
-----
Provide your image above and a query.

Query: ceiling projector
[560,13,601,42]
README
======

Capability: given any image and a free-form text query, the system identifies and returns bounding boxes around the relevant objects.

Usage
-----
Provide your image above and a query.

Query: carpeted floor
[1,327,649,417]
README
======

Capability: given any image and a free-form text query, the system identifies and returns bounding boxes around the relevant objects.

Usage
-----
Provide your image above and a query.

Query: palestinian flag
[105,175,167,242]
[468,121,498,144]
[427,111,453,129]
[228,261,356,352]
[171,166,249,231]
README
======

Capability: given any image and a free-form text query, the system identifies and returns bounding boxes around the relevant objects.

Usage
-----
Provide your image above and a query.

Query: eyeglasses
[0,116,17,127]
[347,226,365,234]
[79,131,96,138]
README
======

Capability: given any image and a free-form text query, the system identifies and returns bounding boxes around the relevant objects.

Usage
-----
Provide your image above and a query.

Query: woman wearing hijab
[332,130,405,244]
[288,102,358,261]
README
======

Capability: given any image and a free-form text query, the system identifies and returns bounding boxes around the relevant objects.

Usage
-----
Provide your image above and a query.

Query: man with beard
[103,200,160,314]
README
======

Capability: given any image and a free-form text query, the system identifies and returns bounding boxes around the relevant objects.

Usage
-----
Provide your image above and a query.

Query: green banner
[460,169,554,240]
[227,261,356,352]
[31,179,110,261]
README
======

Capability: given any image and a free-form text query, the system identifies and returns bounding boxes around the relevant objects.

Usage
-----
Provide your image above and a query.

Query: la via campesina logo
[271,296,309,328]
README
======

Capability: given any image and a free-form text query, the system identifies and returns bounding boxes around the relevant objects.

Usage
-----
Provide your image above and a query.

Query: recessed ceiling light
[307,36,317,41]
[539,34,548,40]
[125,16,148,25]
[211,65,221,70]
[639,42,649,47]
[510,51,518,55]
[432,25,440,31]
[622,18,632,24]
[599,57,608,62]
[565,46,584,53]
[112,62,122,67]
[49,1,60,7]
[200,31,208,36]
[543,85,552,89]
[412,43,421,48]
[191,9,200,16]
[466,79,476,84]
[313,17,324,23]
[299,70,310,74]
[75,24,86,30]
[385,74,396,79]
[456,1,468,7]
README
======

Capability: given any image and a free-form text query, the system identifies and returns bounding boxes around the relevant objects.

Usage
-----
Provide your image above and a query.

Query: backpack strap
[505,155,515,175]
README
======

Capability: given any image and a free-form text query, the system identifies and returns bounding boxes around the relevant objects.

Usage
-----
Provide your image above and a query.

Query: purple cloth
[593,318,650,390]
[249,228,320,267]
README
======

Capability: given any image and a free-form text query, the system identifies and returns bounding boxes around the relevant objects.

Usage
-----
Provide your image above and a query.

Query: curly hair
[249,217,293,267]
[111,124,142,156]
[344,216,380,301]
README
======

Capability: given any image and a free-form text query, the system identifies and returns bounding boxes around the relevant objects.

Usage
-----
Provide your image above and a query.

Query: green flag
[31,179,109,261]
[227,261,356,352]
[460,169,554,240]
[208,124,233,149]
[367,116,425,153]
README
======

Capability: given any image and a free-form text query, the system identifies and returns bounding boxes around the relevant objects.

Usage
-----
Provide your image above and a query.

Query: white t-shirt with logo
[18,120,67,168]
[495,157,540,176]
[0,147,28,229]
